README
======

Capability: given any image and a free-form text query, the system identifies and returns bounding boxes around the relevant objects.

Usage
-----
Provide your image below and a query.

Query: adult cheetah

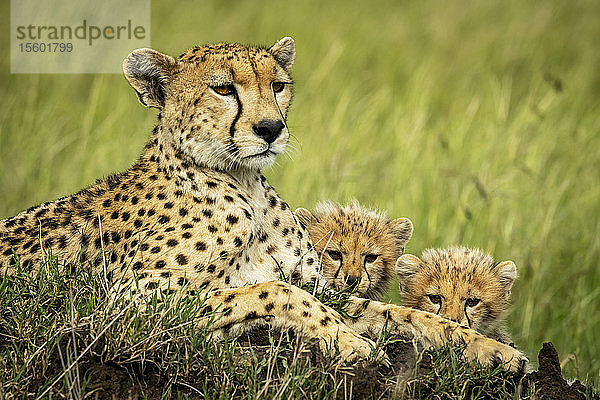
[0,37,526,370]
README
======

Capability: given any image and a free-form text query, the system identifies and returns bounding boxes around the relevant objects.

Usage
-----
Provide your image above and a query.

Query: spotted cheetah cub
[396,246,517,344]
[295,201,413,299]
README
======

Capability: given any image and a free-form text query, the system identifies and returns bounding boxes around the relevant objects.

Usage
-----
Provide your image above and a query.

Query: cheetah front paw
[464,335,528,373]
[319,328,387,365]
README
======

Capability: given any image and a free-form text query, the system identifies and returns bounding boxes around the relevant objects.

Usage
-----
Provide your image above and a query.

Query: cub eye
[466,298,481,307]
[212,85,235,96]
[427,294,442,304]
[327,250,342,261]
[272,82,285,93]
[364,254,379,264]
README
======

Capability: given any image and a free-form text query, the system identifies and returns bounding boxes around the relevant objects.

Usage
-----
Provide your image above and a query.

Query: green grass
[0,256,335,398]
[0,256,535,399]
[1,0,599,390]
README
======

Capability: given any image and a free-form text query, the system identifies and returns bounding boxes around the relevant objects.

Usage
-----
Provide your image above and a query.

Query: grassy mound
[1,257,596,399]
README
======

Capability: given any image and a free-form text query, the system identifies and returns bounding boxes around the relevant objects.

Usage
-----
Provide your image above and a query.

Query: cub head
[295,201,413,299]
[123,37,295,171]
[396,246,517,337]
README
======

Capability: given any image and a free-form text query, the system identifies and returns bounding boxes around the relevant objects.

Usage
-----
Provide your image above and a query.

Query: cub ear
[269,36,295,73]
[494,260,517,293]
[395,254,422,290]
[294,207,318,229]
[123,48,177,109]
[389,217,414,248]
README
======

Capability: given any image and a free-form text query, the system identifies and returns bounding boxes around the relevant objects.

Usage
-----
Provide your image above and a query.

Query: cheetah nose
[345,275,361,288]
[253,119,284,144]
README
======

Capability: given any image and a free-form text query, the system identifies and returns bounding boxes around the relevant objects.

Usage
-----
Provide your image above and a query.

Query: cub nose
[253,119,284,144]
[345,275,361,288]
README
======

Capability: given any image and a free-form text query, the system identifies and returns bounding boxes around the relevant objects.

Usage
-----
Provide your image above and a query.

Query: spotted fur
[295,201,413,299]
[396,246,517,344]
[0,38,526,371]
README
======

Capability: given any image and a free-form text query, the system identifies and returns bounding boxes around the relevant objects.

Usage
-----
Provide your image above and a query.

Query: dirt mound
[72,338,600,399]
[524,342,598,400]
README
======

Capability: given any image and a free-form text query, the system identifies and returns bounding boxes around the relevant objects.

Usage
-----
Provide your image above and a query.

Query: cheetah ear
[123,48,178,109]
[494,260,517,293]
[389,217,414,248]
[269,36,295,73]
[294,207,318,229]
[395,254,422,292]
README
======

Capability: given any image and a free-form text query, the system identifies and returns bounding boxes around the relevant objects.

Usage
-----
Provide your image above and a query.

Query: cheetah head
[123,37,295,171]
[396,246,517,334]
[295,201,414,299]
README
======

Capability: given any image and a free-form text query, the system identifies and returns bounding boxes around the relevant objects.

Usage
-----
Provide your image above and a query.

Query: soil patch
[523,342,598,400]
[41,334,598,399]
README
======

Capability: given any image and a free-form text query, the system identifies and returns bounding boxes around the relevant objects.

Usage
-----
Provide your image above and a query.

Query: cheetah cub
[396,246,517,344]
[295,201,413,299]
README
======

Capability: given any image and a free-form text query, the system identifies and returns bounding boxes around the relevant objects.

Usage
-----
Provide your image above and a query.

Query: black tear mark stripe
[229,92,242,137]
[229,67,243,137]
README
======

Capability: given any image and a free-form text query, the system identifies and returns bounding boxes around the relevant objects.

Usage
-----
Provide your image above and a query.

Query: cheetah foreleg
[196,281,382,363]
[341,297,527,372]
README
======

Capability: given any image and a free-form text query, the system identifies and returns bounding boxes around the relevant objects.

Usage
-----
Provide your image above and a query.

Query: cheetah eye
[364,254,379,264]
[427,294,442,304]
[466,298,481,307]
[272,82,286,93]
[212,85,236,96]
[327,250,342,261]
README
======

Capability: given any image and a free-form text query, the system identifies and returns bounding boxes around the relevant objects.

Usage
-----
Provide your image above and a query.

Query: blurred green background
[1,0,599,385]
